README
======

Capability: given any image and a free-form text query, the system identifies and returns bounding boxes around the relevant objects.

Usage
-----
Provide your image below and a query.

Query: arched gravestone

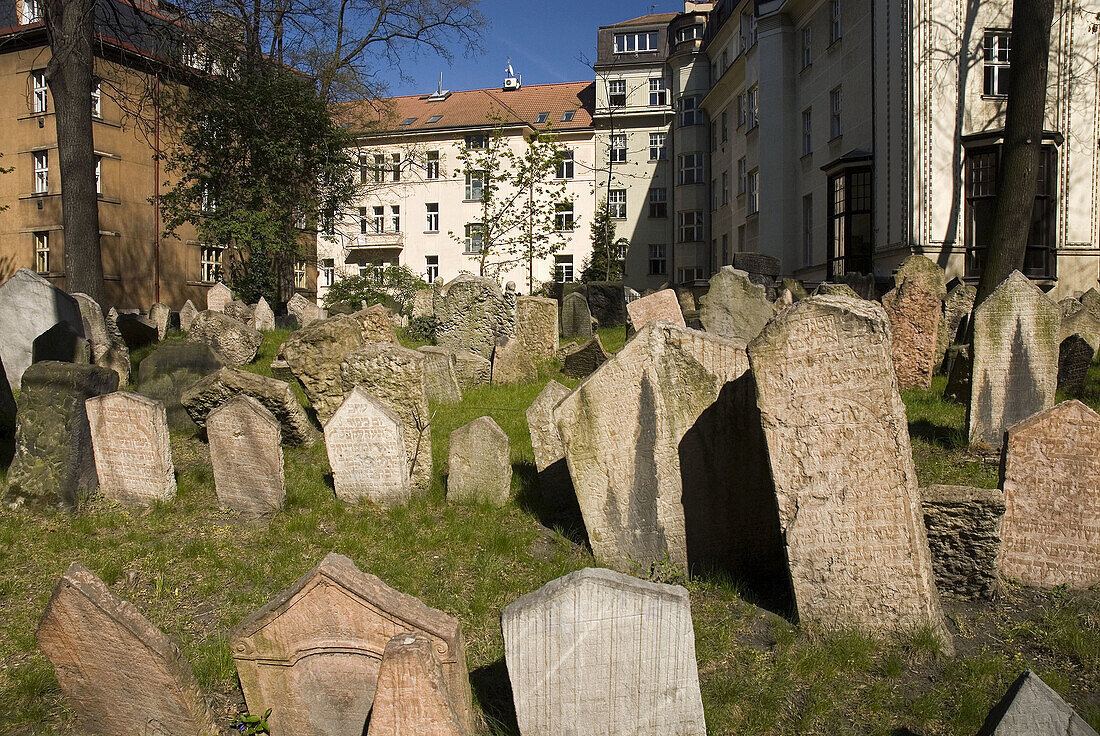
[231,553,474,736]
[968,271,1058,448]
[432,274,513,359]
[207,395,285,516]
[325,387,410,506]
[502,568,706,736]
[747,295,953,651]
[86,392,175,506]
[999,400,1100,589]
[560,291,593,339]
[205,281,232,312]
[0,268,85,390]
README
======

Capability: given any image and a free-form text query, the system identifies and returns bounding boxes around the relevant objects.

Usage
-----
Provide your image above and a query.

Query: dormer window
[399,117,417,126]
[614,31,659,53]
[535,112,549,124]
[561,110,575,122]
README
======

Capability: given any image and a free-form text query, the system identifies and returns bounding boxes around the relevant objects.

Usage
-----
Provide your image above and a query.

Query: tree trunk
[973,0,1055,307]
[44,0,105,305]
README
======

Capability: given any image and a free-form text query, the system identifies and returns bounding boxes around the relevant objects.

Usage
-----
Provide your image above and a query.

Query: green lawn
[0,332,1097,734]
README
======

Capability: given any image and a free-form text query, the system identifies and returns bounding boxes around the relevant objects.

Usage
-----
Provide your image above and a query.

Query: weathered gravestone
[783,277,810,300]
[99,308,131,384]
[72,292,108,353]
[881,278,942,390]
[1060,296,1083,319]
[5,362,118,508]
[0,268,84,389]
[515,295,558,362]
[453,349,491,390]
[205,281,232,313]
[224,300,255,325]
[149,302,171,340]
[502,568,706,736]
[999,400,1100,589]
[811,281,861,298]
[491,337,537,385]
[699,266,773,342]
[37,563,216,736]
[747,295,952,649]
[1058,334,1095,392]
[525,380,572,511]
[626,288,685,330]
[447,416,511,505]
[179,299,199,331]
[968,271,1058,448]
[417,346,463,403]
[975,670,1098,736]
[894,254,947,300]
[919,484,1004,600]
[411,288,434,318]
[287,292,326,326]
[732,251,782,296]
[186,310,263,367]
[31,322,91,365]
[366,632,469,736]
[938,281,977,367]
[0,355,14,452]
[251,296,276,331]
[1059,300,1100,355]
[433,274,513,359]
[325,387,410,506]
[560,291,593,339]
[137,342,224,431]
[181,367,318,446]
[207,396,285,516]
[231,553,474,736]
[582,281,628,327]
[86,392,175,506]
[115,312,159,350]
[562,335,609,378]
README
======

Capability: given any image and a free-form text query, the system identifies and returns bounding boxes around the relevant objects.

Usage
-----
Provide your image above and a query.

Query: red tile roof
[605,12,679,27]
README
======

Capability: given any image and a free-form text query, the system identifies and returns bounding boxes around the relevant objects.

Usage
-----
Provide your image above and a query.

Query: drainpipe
[153,73,161,304]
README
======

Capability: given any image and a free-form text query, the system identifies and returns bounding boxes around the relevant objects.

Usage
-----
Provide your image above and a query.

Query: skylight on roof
[561,110,575,122]
[400,117,417,125]
[535,112,549,124]
[426,114,442,123]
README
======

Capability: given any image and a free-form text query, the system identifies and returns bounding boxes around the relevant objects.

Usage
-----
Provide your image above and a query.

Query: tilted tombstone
[968,271,1058,448]
[287,292,326,326]
[251,296,276,331]
[1059,300,1100,354]
[207,395,285,516]
[224,300,255,325]
[86,392,175,506]
[205,281,232,313]
[366,633,469,736]
[525,380,572,510]
[515,295,558,362]
[938,282,977,367]
[748,295,953,650]
[999,400,1100,589]
[562,335,609,378]
[325,387,411,506]
[839,272,877,300]
[1057,334,1095,392]
[583,281,627,327]
[137,342,224,431]
[5,362,118,508]
[72,292,109,352]
[185,310,263,367]
[179,299,199,331]
[31,322,92,365]
[699,266,773,342]
[893,254,947,300]
[491,337,537,385]
[447,416,511,505]
[560,291,593,339]
[115,312,159,350]
[181,367,318,446]
[37,563,216,736]
[783,277,810,300]
[100,308,131,384]
[432,274,513,359]
[881,278,942,390]
[502,568,706,736]
[975,670,1098,736]
[231,553,474,736]
[626,288,685,330]
[0,268,84,390]
[149,302,171,340]
[417,346,463,404]
[453,349,491,389]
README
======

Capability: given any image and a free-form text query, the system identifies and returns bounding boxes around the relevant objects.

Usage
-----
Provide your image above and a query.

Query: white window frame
[390,204,400,232]
[33,150,48,194]
[830,87,842,139]
[372,205,385,233]
[320,258,335,287]
[830,0,841,44]
[31,71,47,113]
[425,255,439,284]
[648,187,667,218]
[649,132,666,161]
[425,202,439,232]
[374,154,386,183]
[426,150,440,179]
[680,95,703,126]
[294,260,307,289]
[609,189,627,219]
[358,206,368,234]
[648,78,667,106]
[555,201,575,232]
[391,153,401,182]
[609,134,627,163]
[678,211,704,242]
[465,134,487,149]
[746,86,758,130]
[91,80,101,118]
[464,223,484,254]
[747,169,759,215]
[95,155,102,195]
[983,31,1011,97]
[614,31,659,53]
[608,79,627,107]
[679,153,703,185]
[200,245,224,283]
[554,254,575,283]
[676,24,703,44]
[465,170,485,200]
[19,0,41,24]
[34,231,49,273]
[556,149,574,179]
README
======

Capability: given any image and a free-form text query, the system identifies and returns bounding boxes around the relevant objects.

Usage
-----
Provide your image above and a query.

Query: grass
[0,330,1098,734]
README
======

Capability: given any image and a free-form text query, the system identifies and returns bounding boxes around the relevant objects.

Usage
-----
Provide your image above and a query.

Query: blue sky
[377,0,685,96]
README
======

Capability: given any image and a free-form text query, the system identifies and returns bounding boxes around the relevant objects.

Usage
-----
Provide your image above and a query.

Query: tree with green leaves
[582,198,624,282]
[321,265,427,316]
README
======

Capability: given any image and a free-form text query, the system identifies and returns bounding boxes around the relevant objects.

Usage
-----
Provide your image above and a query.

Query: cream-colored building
[318,78,596,300]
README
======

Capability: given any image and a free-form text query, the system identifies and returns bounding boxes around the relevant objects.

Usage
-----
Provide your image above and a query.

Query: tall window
[649,132,666,160]
[830,88,842,138]
[294,260,307,289]
[465,170,484,200]
[802,194,814,266]
[390,204,400,232]
[675,24,703,44]
[31,71,47,113]
[737,157,747,194]
[372,205,385,233]
[680,95,703,126]
[391,153,401,182]
[614,31,659,53]
[711,178,718,211]
[737,93,746,127]
[359,207,368,234]
[18,0,41,24]
[608,80,627,107]
[721,233,729,264]
[679,153,703,185]
[678,211,704,242]
[741,12,757,49]
[374,154,386,183]
[33,150,48,193]
[802,108,813,155]
[359,155,370,184]
[609,134,627,163]
[721,111,729,142]
[830,0,841,43]
[802,27,812,68]
[320,258,335,287]
[555,202,575,231]
[200,245,223,283]
[94,156,101,195]
[648,187,667,218]
[464,223,484,253]
[556,149,574,179]
[34,231,49,273]
[827,168,872,278]
[426,203,439,232]
[91,81,101,117]
[609,189,627,219]
[465,134,487,149]
[983,31,1011,96]
[746,87,758,130]
[747,169,759,215]
[555,254,575,282]
[649,244,667,275]
[425,255,439,284]
[426,150,440,179]
[722,171,729,205]
[649,78,667,106]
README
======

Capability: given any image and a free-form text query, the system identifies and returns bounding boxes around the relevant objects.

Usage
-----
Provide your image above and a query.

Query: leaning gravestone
[86,392,175,506]
[417,346,463,404]
[1059,300,1100,354]
[366,633,468,736]
[433,274,513,360]
[626,288,685,330]
[999,400,1100,589]
[525,380,572,510]
[968,271,1058,448]
[783,278,810,300]
[5,362,118,508]
[181,367,318,446]
[919,484,1004,600]
[560,291,593,340]
[205,281,232,313]
[583,281,628,327]
[1057,335,1095,392]
[207,396,285,517]
[975,670,1098,736]
[137,343,224,431]
[179,299,199,331]
[72,293,108,353]
[251,296,276,331]
[231,553,474,736]
[37,563,216,736]
[491,337,537,385]
[185,310,263,367]
[0,268,84,390]
[699,266,773,342]
[115,313,159,350]
[562,335,610,378]
[31,322,91,365]
[893,254,947,300]
[881,278,942,390]
[99,309,131,385]
[515,295,558,362]
[447,416,511,505]
[503,568,706,736]
[453,350,491,390]
[748,295,953,649]
[224,300,255,325]
[325,387,410,506]
[149,302,171,340]
[287,292,325,326]
[938,282,977,366]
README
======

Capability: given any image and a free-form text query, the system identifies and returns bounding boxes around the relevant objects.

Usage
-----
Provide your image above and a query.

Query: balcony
[344,231,404,264]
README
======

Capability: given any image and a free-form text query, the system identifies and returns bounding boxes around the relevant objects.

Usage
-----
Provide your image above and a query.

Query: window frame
[679,152,704,185]
[320,258,335,287]
[614,31,659,53]
[678,210,704,242]
[747,169,759,215]
[32,150,48,194]
[609,133,627,164]
[648,187,667,218]
[983,31,1011,97]
[649,132,667,161]
[426,150,440,180]
[31,70,47,114]
[648,78,667,106]
[34,231,49,273]
[608,79,627,107]
[609,189,627,219]
[425,202,439,232]
[425,255,439,284]
[801,27,812,68]
[649,243,667,275]
[555,149,574,179]
[554,201,575,232]
[200,244,224,284]
[679,95,704,127]
[465,170,485,200]
[830,87,842,139]
[830,0,842,44]
[554,254,575,283]
[827,166,873,279]
[802,108,813,156]
[464,223,484,254]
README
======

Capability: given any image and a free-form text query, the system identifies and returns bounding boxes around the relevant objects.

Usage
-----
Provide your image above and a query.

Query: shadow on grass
[0,433,13,473]
[512,461,590,550]
[470,658,519,736]
[909,419,967,450]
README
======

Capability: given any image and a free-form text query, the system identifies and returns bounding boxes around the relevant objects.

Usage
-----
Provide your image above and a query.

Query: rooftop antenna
[437,72,443,96]
[503,57,521,91]
[428,71,451,101]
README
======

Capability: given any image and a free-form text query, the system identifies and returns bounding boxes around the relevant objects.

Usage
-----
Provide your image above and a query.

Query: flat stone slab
[515,296,558,363]
[325,387,411,507]
[975,670,1097,735]
[87,392,176,506]
[207,395,285,516]
[0,268,85,390]
[502,568,705,736]
[626,288,685,330]
[448,416,511,505]
[181,367,318,446]
[366,633,469,736]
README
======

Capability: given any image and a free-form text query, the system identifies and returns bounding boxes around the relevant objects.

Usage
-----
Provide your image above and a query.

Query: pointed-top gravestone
[699,266,773,342]
[86,392,175,506]
[205,281,232,313]
[366,633,469,736]
[0,268,85,389]
[561,291,593,339]
[37,563,216,736]
[503,568,706,736]
[525,380,572,510]
[231,553,473,736]
[1059,300,1100,352]
[626,288,685,330]
[207,395,285,516]
[515,295,558,362]
[251,296,276,331]
[325,387,410,506]
[893,254,947,299]
[287,292,325,326]
[149,302,171,340]
[447,416,511,505]
[968,271,1058,448]
[179,299,199,331]
[975,670,1097,735]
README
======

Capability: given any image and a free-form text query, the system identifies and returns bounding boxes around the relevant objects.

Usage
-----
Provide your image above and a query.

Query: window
[426,150,440,179]
[802,27,812,68]
[711,179,718,211]
[561,110,576,122]
[31,71,48,114]
[555,254,575,282]
[746,87,758,130]
[359,155,369,184]
[747,169,759,215]
[614,31,659,53]
[426,114,442,124]
[648,187,667,218]
[556,149,574,179]
[426,203,439,232]
[678,211,704,242]
[722,172,729,205]
[200,184,216,212]
[535,112,549,124]
[294,260,307,289]
[721,234,729,264]
[425,255,439,284]
[34,231,49,273]
[359,207,368,234]
[711,122,718,151]
[614,240,629,260]
[608,80,626,107]
[721,111,728,142]
[802,108,813,155]
[609,189,627,219]
[803,195,814,266]
[465,170,485,200]
[400,117,417,126]
[390,204,400,232]
[680,95,703,126]
[738,224,746,252]
[32,150,48,193]
[320,258,335,287]
[555,201,574,231]
[830,88,842,138]
[18,0,41,24]
[609,134,627,163]
[722,49,729,72]
[374,154,386,183]
[89,80,99,118]
[737,157,747,194]
[649,78,667,106]
[737,93,746,127]
[464,223,484,254]
[983,32,1011,96]
[391,153,401,182]
[678,267,705,282]
[649,132,667,160]
[649,244,667,275]
[200,245,223,283]
[830,0,842,43]
[679,153,703,185]
[740,12,757,50]
[94,156,101,195]
[675,24,703,44]
[466,134,487,149]
[372,206,385,233]
[828,167,873,278]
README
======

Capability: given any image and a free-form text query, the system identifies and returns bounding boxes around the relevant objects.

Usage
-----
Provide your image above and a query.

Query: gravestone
[453,350,491,390]
[179,299,199,331]
[699,266,773,342]
[417,346,463,404]
[355,303,400,344]
[881,278,942,390]
[975,670,1098,736]
[185,310,263,367]
[206,281,232,312]
[86,392,175,506]
[251,296,276,331]
[1058,335,1095,392]
[938,282,977,367]
[893,254,947,299]
[0,268,84,389]
[562,335,609,378]
[5,362,118,508]
[181,367,318,445]
[447,416,511,505]
[999,400,1100,589]
[433,274,513,359]
[812,282,861,298]
[231,553,473,736]
[732,252,782,296]
[0,355,14,451]
[748,295,952,649]
[968,271,1058,448]
[919,484,1004,600]
[491,337,537,385]
[1060,297,1083,319]
[525,380,572,510]
[366,633,468,736]
[287,292,325,326]
[72,293,108,352]
[783,278,810,300]
[149,302,171,340]
[224,300,255,325]
[207,396,285,516]
[325,387,410,506]
[839,273,877,300]
[37,563,216,736]
[583,281,627,327]
[31,322,91,365]
[115,313,159,349]
[626,288,685,330]
[515,295,558,362]
[99,309,131,384]
[560,291,593,339]
[503,568,705,736]
[1059,300,1100,354]
[137,342,224,431]
[411,289,434,318]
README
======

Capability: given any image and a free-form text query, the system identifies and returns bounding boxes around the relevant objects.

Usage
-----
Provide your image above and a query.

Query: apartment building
[317,77,596,300]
